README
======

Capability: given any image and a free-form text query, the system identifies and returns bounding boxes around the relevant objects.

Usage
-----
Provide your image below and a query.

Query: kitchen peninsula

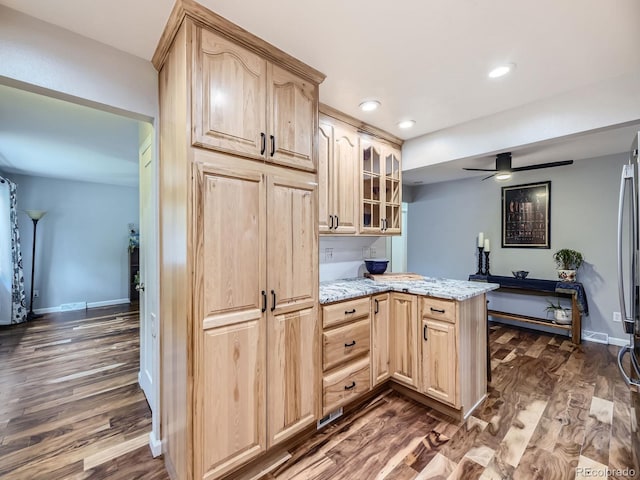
[318,276,499,424]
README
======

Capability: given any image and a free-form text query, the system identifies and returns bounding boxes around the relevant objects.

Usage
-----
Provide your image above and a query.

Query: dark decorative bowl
[512,270,529,279]
[365,259,389,275]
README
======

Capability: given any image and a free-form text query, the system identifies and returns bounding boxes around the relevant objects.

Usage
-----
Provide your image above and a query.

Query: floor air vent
[317,408,343,429]
[583,330,609,344]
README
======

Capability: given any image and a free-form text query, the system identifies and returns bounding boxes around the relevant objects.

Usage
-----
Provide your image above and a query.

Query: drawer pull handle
[344,381,356,391]
[430,307,446,314]
[345,309,356,315]
[344,340,356,348]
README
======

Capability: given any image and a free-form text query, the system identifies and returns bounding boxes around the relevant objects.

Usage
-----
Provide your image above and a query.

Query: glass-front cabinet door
[383,147,401,234]
[361,140,383,233]
[360,138,402,235]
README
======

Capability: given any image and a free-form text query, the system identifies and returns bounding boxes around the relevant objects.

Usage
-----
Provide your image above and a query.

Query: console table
[469,275,589,344]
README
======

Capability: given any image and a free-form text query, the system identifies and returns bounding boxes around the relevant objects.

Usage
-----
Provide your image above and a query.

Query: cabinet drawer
[323,319,370,371]
[421,297,456,323]
[322,357,370,415]
[322,297,370,329]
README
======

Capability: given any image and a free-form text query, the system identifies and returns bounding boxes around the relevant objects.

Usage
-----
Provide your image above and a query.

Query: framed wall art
[501,181,550,248]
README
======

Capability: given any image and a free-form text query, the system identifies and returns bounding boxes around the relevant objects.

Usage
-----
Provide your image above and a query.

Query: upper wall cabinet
[318,115,358,234]
[193,27,318,172]
[360,139,402,235]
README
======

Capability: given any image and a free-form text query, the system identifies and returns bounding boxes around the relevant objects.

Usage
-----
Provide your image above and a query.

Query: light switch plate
[325,248,333,261]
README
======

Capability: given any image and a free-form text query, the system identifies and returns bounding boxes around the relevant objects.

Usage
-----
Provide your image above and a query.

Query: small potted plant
[545,299,571,325]
[553,248,584,282]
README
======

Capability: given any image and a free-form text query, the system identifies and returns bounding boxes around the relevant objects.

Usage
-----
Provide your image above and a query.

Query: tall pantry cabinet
[153,1,325,479]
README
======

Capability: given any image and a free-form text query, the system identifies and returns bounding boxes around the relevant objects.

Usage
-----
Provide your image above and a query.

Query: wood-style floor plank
[0,305,168,479]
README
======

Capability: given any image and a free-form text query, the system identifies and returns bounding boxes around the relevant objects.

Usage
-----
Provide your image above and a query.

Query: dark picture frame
[501,181,551,248]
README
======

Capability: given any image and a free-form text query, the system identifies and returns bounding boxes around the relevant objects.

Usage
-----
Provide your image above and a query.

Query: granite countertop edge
[319,276,500,305]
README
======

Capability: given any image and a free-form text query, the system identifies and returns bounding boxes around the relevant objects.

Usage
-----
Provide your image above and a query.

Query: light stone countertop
[319,276,500,305]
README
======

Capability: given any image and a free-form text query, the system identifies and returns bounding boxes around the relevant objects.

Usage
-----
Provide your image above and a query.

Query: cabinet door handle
[344,340,356,348]
[430,307,446,314]
[335,216,339,229]
[261,290,267,313]
[374,299,379,314]
[271,290,276,311]
[423,325,428,341]
[260,132,266,155]
[345,309,356,315]
[270,135,275,157]
[384,219,388,231]
[329,215,334,229]
[344,381,356,391]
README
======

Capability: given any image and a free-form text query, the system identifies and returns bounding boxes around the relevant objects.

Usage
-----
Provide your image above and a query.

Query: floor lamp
[25,210,46,320]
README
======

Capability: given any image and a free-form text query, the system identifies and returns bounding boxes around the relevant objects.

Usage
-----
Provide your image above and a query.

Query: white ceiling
[0,84,141,187]
[1,0,639,141]
[0,0,640,184]
[403,123,640,185]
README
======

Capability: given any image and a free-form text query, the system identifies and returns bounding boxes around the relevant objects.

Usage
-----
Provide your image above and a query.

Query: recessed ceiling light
[359,100,381,112]
[495,172,512,181]
[398,120,416,129]
[488,63,516,79]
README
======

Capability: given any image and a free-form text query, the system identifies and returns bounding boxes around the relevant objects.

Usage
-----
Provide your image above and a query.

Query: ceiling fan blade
[481,173,498,181]
[510,160,574,172]
[462,168,498,172]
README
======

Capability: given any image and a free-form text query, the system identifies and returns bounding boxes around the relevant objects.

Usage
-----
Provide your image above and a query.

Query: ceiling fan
[463,152,574,180]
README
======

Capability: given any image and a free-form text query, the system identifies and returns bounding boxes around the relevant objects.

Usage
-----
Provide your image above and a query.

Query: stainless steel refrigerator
[617,131,640,469]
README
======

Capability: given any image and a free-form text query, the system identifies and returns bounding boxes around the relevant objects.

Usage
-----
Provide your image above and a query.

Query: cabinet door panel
[201,320,265,478]
[372,294,390,385]
[360,142,384,233]
[268,64,317,172]
[382,147,402,234]
[194,28,267,158]
[422,319,458,406]
[267,176,318,314]
[333,124,358,234]
[268,307,318,446]
[197,166,266,329]
[391,293,418,388]
[318,119,333,233]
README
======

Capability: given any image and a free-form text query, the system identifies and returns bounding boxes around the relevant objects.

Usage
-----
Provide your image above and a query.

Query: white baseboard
[87,298,130,308]
[33,298,130,314]
[608,336,631,347]
[149,430,162,457]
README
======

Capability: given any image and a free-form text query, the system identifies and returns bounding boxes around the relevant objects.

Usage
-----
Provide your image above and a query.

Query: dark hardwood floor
[0,305,168,479]
[271,324,638,480]
[1,310,636,479]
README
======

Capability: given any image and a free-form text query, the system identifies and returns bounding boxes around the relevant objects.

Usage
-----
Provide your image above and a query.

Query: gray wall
[8,173,139,311]
[407,152,628,341]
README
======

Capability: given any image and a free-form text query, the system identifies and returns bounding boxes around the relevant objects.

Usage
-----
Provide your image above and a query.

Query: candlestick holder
[476,247,484,275]
[483,251,491,276]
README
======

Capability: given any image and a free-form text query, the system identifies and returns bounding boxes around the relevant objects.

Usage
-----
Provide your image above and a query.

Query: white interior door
[138,132,160,454]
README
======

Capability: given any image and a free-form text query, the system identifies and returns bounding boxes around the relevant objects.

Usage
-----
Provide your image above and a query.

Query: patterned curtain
[3,177,27,323]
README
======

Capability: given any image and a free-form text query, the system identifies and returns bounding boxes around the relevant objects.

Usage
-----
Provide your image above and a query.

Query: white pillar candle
[478,232,484,247]
[484,239,491,252]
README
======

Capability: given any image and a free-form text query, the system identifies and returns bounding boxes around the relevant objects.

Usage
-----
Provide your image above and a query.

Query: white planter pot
[554,309,572,325]
[557,269,576,282]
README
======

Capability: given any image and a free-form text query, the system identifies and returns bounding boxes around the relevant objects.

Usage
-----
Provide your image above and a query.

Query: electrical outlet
[325,248,333,261]
[613,311,622,323]
[362,247,370,259]
[370,247,377,258]
[33,290,39,298]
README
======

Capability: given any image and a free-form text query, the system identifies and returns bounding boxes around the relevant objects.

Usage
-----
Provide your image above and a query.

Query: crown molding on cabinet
[319,103,404,148]
[152,0,326,85]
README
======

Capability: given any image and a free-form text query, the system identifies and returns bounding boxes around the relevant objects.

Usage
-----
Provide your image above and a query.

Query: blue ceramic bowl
[365,259,389,275]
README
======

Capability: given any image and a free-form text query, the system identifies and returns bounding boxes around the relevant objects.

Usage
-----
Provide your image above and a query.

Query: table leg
[571,294,581,344]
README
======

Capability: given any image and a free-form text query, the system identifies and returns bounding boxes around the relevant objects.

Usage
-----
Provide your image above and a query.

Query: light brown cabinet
[320,297,371,416]
[421,318,457,406]
[155,4,324,479]
[390,293,419,388]
[193,27,317,172]
[371,293,391,385]
[360,139,402,234]
[318,115,358,234]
